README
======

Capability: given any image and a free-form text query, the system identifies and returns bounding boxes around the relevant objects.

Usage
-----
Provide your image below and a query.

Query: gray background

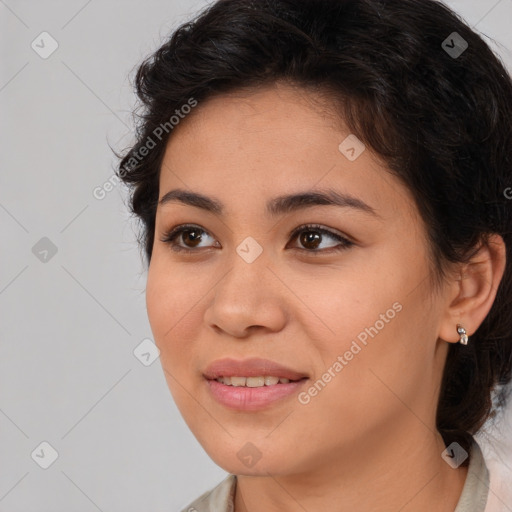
[1,1,511,511]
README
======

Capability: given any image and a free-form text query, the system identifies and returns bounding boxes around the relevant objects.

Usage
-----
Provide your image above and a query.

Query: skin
[145,81,506,512]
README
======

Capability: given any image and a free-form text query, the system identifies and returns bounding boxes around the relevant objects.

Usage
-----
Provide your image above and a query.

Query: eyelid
[160,222,354,253]
[159,223,218,253]
[287,223,353,245]
[162,223,212,241]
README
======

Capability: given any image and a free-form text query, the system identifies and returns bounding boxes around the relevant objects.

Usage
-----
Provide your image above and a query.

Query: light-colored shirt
[181,440,489,512]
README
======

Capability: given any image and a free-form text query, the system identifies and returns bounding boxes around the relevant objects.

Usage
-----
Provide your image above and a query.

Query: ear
[439,234,507,343]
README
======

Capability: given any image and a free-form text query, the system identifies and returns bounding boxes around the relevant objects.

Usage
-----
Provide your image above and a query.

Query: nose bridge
[204,239,287,335]
[222,237,272,301]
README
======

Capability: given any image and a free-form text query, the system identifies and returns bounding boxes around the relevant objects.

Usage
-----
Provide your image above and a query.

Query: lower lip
[206,378,307,411]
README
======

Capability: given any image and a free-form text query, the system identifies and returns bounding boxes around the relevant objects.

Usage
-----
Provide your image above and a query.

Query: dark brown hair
[117,0,512,459]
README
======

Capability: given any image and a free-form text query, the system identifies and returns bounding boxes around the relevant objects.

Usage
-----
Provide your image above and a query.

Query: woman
[117,0,512,510]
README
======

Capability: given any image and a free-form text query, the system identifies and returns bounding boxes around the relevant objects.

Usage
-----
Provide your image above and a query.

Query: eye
[287,224,354,254]
[160,223,354,254]
[160,224,218,253]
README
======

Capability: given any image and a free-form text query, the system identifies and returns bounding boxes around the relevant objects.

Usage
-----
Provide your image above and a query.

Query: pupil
[301,231,320,249]
[184,229,201,247]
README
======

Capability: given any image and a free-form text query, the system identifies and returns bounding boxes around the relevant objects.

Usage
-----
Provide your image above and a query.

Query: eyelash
[159,223,354,255]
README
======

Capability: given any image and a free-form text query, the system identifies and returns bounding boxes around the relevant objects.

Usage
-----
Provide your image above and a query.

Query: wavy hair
[116,0,512,459]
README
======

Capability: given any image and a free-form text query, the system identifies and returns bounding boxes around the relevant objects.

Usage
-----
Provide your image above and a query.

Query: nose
[203,248,288,338]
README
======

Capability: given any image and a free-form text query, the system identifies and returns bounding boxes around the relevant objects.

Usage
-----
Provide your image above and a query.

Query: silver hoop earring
[457,324,468,345]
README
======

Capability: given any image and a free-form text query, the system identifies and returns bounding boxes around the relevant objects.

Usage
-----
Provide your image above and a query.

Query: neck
[234,426,469,512]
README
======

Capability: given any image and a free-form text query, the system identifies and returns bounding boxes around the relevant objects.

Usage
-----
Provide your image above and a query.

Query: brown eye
[288,224,354,254]
[299,230,322,250]
[180,228,203,247]
[160,224,218,253]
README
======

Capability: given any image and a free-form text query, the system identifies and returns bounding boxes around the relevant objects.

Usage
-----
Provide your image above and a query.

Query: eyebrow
[158,188,380,218]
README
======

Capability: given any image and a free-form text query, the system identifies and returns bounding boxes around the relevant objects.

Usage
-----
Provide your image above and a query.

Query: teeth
[230,376,246,387]
[246,376,265,388]
[264,376,279,386]
[215,376,295,387]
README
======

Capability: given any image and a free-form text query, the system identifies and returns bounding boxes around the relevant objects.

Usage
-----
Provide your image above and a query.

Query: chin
[198,437,301,477]
[212,456,292,477]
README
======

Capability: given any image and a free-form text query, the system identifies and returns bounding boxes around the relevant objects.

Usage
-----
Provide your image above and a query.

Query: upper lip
[203,358,308,381]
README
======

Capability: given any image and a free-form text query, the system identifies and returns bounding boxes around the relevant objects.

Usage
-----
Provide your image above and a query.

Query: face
[146,82,451,477]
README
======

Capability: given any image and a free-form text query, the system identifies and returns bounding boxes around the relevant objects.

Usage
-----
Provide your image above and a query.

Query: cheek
[293,260,401,344]
[145,262,207,413]
[146,264,174,343]
[297,252,431,392]
[145,260,204,363]
[290,303,425,452]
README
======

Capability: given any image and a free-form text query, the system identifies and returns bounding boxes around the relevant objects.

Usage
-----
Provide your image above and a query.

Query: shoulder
[454,440,489,512]
[476,429,512,512]
[179,474,237,512]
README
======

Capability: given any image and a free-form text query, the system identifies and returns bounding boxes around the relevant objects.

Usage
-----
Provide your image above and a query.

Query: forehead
[158,83,415,221]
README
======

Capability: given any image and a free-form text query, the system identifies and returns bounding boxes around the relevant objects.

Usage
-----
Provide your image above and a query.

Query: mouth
[213,376,302,387]
[203,358,309,411]
[203,357,308,381]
